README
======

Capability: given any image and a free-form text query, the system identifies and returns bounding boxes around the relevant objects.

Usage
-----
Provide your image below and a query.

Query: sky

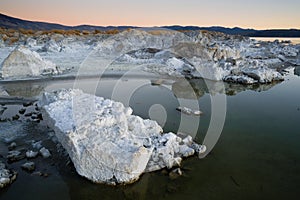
[0,0,300,29]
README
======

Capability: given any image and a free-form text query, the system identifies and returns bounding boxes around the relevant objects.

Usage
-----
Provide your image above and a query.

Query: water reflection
[295,66,300,76]
[224,81,279,96]
[1,81,46,97]
[171,78,279,100]
[1,75,300,200]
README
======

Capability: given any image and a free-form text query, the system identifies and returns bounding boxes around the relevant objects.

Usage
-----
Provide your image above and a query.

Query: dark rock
[169,168,183,180]
[32,171,49,178]
[23,102,34,107]
[24,112,33,117]
[8,142,17,150]
[18,108,26,115]
[12,115,20,120]
[7,150,25,163]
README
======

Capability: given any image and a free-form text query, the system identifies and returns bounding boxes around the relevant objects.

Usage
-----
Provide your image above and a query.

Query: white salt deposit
[40,89,205,184]
[0,45,59,79]
[0,29,298,83]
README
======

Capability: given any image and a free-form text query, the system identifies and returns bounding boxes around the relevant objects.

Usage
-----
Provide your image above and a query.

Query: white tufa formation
[0,45,59,79]
[40,89,205,185]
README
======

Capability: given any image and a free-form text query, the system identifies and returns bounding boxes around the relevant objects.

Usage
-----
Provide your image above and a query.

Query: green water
[0,74,300,200]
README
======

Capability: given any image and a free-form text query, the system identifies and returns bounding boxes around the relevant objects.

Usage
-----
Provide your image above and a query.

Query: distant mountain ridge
[1,13,300,37]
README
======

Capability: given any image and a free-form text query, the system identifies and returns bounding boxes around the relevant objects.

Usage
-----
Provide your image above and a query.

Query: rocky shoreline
[0,28,300,187]
[0,29,299,83]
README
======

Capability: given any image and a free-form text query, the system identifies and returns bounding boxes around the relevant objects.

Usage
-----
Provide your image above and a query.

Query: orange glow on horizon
[1,0,300,30]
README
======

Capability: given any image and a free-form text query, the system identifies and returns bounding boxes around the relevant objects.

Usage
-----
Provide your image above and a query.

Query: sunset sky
[0,0,299,29]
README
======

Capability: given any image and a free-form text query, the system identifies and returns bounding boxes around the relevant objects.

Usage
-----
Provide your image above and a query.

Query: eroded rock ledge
[39,89,205,185]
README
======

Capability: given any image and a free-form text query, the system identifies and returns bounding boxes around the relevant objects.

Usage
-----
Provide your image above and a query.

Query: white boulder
[40,89,205,185]
[0,45,59,79]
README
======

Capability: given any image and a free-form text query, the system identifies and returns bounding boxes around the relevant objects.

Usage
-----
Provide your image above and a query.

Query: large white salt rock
[0,45,59,79]
[40,89,202,184]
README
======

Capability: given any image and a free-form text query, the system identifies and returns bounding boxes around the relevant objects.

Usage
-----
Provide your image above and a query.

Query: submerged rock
[40,89,205,185]
[0,45,59,79]
[8,142,17,150]
[7,150,25,163]
[169,168,183,180]
[32,141,42,150]
[21,162,35,172]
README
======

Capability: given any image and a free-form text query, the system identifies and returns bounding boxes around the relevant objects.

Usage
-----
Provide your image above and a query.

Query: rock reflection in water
[172,78,278,100]
[225,81,279,96]
[295,66,300,76]
[1,82,46,97]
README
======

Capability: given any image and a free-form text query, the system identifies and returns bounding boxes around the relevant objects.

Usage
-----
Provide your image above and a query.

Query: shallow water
[251,37,300,44]
[0,74,300,200]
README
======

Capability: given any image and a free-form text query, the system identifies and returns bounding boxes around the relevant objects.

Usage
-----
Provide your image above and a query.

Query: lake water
[0,73,300,200]
[251,37,300,44]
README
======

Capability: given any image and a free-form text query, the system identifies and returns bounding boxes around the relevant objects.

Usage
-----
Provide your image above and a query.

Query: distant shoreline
[250,37,300,44]
[1,13,300,38]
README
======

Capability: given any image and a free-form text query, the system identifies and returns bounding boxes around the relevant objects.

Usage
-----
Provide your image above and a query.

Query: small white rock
[39,147,51,158]
[26,150,39,158]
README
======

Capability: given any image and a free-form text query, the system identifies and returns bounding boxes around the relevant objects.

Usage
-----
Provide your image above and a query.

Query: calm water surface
[251,37,300,44]
[0,74,300,200]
